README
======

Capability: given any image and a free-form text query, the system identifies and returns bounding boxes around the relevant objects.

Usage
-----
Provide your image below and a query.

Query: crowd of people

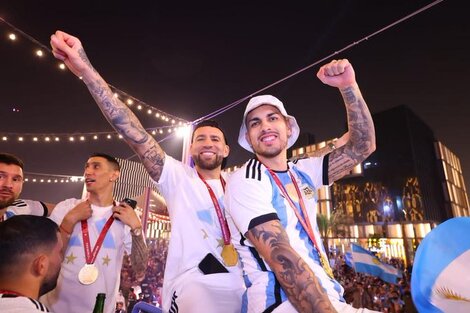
[331,253,417,313]
[118,239,169,312]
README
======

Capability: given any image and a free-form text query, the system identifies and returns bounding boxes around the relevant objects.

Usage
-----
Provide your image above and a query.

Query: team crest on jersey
[300,184,315,199]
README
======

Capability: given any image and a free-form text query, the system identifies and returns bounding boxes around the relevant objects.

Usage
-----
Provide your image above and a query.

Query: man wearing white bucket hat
[225,59,378,313]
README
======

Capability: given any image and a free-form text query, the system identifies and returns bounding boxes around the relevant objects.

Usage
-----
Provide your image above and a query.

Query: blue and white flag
[350,243,402,284]
[344,251,354,268]
[412,217,470,313]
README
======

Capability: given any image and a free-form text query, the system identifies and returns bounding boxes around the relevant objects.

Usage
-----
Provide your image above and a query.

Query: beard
[0,191,16,209]
[193,154,224,171]
[39,269,61,297]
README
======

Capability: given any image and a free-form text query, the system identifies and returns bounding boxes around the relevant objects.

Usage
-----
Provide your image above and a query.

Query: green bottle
[92,293,106,313]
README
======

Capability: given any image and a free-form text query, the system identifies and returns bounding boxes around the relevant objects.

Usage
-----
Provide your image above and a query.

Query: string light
[0,125,178,143]
[24,171,85,184]
[0,17,189,128]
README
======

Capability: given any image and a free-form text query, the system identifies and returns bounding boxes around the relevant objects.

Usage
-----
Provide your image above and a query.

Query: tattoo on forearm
[84,71,166,181]
[131,234,149,277]
[78,48,97,73]
[142,145,165,180]
[329,86,375,182]
[248,222,336,313]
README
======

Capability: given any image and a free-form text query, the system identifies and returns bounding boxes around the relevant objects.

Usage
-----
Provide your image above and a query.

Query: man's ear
[223,144,230,158]
[286,119,293,138]
[32,254,49,278]
[111,170,120,182]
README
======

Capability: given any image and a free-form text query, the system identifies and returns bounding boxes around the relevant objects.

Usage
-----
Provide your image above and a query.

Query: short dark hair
[191,120,229,169]
[89,153,121,171]
[0,153,24,170]
[0,215,59,277]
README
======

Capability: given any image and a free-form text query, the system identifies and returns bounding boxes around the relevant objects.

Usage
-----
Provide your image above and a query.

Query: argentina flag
[411,217,470,313]
[350,243,402,284]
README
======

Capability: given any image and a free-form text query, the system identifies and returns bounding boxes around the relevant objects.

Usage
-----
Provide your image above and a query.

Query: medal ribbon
[81,202,115,264]
[197,172,231,245]
[264,166,334,276]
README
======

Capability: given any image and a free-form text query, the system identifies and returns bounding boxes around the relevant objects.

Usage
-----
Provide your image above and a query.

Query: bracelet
[60,224,72,236]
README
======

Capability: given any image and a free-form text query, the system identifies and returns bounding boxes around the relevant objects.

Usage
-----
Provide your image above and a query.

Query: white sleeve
[225,171,278,235]
[155,154,191,198]
[123,225,133,254]
[10,199,47,216]
[48,198,79,225]
[293,155,328,188]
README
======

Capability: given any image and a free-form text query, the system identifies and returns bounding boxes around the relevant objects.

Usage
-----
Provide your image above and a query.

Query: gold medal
[221,243,238,267]
[320,254,335,279]
[78,263,99,285]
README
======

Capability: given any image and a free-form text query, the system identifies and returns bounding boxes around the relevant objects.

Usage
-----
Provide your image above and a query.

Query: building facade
[290,105,469,265]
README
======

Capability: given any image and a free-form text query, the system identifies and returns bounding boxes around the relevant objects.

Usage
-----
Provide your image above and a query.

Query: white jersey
[2,199,47,221]
[156,155,244,313]
[0,294,50,313]
[225,156,345,313]
[41,198,132,313]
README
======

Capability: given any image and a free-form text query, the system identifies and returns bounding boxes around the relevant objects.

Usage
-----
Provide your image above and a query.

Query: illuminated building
[290,105,469,265]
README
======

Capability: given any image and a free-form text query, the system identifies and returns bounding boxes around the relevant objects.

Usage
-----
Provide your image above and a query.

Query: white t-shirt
[41,198,132,313]
[156,155,244,312]
[225,156,345,313]
[0,294,50,313]
[2,199,47,221]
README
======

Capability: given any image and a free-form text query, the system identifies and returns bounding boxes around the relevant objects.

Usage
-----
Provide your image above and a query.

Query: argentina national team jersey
[226,156,345,313]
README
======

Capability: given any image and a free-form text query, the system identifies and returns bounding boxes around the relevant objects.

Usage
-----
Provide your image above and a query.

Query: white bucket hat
[238,95,300,153]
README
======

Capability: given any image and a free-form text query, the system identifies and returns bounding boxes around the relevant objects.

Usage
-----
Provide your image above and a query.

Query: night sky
[0,0,468,203]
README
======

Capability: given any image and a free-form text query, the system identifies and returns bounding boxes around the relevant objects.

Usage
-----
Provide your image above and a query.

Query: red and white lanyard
[197,172,231,245]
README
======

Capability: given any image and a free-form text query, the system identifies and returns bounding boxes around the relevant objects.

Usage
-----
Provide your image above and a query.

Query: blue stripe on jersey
[291,169,346,300]
[266,172,289,229]
[6,211,15,219]
[265,272,281,310]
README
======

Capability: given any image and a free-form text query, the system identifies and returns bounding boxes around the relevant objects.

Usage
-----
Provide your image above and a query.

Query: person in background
[0,215,63,313]
[0,153,55,222]
[40,153,148,313]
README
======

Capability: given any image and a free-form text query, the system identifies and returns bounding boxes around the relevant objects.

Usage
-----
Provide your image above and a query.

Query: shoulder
[0,295,50,312]
[290,154,325,169]
[55,198,81,210]
[227,158,266,185]
[48,198,80,224]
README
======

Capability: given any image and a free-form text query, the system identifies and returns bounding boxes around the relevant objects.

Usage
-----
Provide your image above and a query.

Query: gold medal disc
[78,263,99,285]
[221,243,238,267]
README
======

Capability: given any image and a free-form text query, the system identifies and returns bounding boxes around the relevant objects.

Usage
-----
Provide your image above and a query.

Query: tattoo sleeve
[328,83,376,183]
[246,221,337,313]
[80,51,166,181]
[130,234,149,278]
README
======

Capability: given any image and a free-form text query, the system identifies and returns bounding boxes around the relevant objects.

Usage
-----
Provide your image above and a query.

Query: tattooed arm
[130,232,149,278]
[50,30,166,182]
[246,220,337,313]
[316,59,376,183]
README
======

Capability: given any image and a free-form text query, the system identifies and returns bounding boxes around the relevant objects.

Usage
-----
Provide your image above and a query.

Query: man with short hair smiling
[0,215,63,313]
[0,153,54,221]
[50,30,245,313]
[226,59,379,312]
[40,153,148,313]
